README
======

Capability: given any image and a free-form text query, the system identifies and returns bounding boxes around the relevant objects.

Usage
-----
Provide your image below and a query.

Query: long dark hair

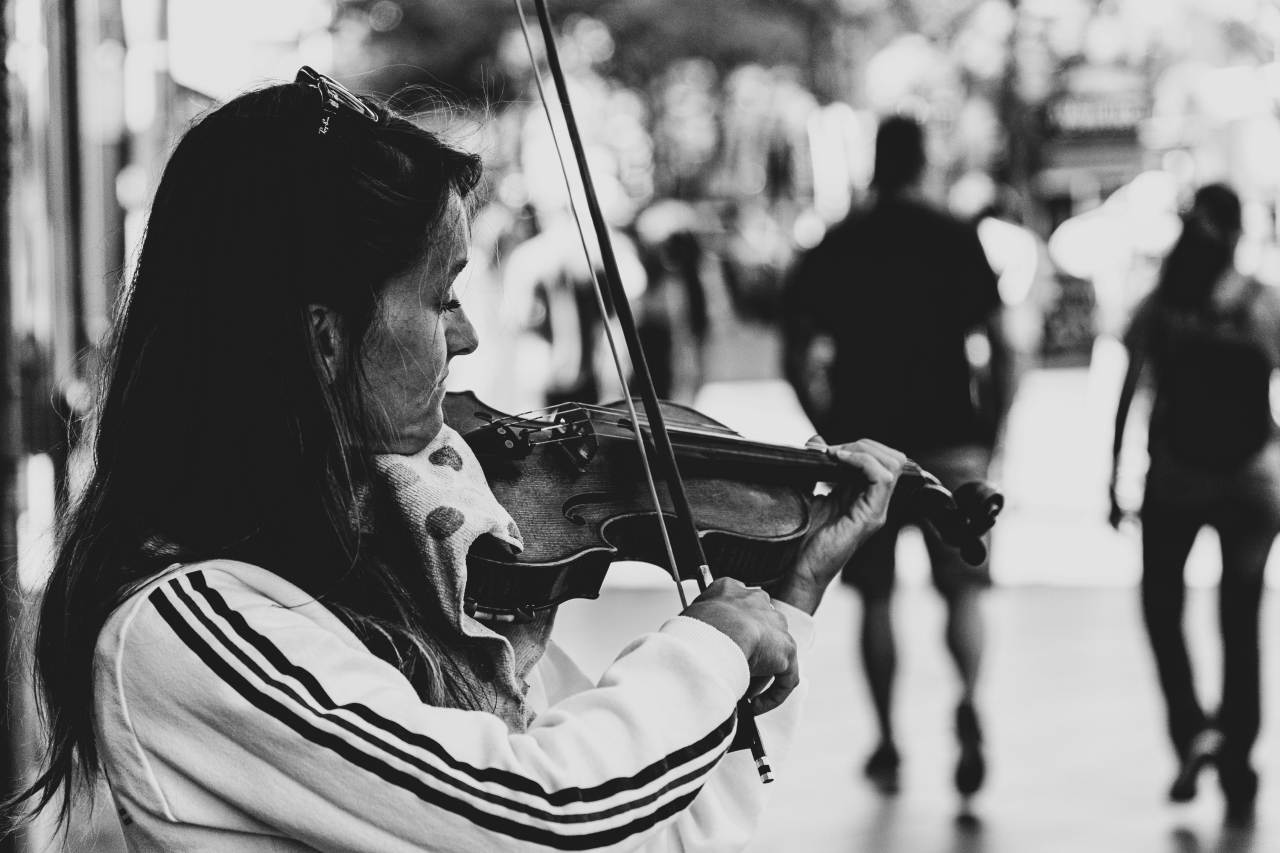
[7,81,482,828]
[1153,182,1242,312]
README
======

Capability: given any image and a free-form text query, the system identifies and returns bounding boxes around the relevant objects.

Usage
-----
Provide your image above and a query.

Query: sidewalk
[553,583,1279,853]
[546,362,1280,851]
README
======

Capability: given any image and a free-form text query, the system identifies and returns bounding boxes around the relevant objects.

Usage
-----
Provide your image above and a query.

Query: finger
[862,438,908,462]
[827,454,896,523]
[752,655,800,715]
[702,576,744,600]
[830,450,896,489]
[827,438,907,466]
[843,439,908,475]
[828,444,900,479]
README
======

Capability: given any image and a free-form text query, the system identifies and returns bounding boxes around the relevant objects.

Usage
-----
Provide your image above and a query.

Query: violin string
[537,401,788,445]
[481,398,741,444]
[518,411,822,458]
[571,403,740,436]
[583,414,837,459]
[482,404,585,432]
[513,0,688,608]
[525,427,932,484]
[488,401,936,480]
[529,427,833,471]
[494,402,929,472]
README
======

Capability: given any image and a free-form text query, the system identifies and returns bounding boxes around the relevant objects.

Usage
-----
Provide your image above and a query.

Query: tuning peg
[959,538,988,567]
[954,481,1004,536]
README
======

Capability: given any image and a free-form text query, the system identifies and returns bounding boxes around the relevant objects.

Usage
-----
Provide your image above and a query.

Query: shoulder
[807,212,862,255]
[95,560,360,699]
[91,560,364,821]
[1247,278,1280,321]
[891,198,973,233]
[1241,279,1280,362]
[901,202,989,264]
[1123,293,1163,347]
[101,559,337,634]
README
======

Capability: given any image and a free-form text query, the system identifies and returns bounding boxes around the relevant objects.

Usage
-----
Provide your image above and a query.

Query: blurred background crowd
[7,1,1280,851]
[7,0,1271,581]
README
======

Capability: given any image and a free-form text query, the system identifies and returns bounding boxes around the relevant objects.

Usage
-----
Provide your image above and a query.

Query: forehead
[428,194,469,269]
[385,196,468,295]
[440,197,469,259]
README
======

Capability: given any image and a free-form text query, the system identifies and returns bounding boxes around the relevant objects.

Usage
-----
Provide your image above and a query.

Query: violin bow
[513,0,774,783]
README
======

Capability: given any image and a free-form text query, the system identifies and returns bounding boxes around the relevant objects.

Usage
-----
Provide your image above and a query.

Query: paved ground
[555,581,1280,853]
[548,361,1280,853]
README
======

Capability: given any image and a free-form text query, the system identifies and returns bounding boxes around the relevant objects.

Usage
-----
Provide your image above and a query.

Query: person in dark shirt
[783,115,1014,802]
[1110,183,1280,826]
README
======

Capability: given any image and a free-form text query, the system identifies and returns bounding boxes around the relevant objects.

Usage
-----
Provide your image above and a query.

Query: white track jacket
[92,560,812,851]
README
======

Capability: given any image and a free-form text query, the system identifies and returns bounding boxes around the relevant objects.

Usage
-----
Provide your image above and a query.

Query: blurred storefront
[1036,60,1151,363]
[1029,0,1280,362]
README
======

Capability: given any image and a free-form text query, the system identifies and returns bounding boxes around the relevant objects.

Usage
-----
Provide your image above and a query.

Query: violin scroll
[902,477,1004,567]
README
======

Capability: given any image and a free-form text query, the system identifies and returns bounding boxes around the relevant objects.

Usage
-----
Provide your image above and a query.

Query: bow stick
[513,0,774,783]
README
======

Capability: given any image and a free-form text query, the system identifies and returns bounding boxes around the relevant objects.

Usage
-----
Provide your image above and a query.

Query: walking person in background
[783,114,1015,805]
[502,206,647,406]
[634,200,712,403]
[1110,183,1280,826]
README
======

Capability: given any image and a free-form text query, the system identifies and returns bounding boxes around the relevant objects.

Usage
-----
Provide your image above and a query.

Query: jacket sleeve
[536,602,816,853]
[107,567,751,853]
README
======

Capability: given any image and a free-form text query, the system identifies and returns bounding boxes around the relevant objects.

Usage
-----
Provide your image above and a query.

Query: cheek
[367,315,447,399]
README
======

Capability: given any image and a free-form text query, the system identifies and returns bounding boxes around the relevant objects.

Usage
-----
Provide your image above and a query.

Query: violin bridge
[525,420,597,472]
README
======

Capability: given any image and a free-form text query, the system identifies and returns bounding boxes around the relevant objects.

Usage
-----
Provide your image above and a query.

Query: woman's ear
[308,304,346,383]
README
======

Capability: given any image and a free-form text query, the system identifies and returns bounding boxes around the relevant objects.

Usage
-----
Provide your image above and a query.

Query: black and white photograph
[2,1,1280,851]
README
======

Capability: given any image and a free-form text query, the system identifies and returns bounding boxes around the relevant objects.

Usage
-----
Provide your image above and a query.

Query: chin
[387,416,444,456]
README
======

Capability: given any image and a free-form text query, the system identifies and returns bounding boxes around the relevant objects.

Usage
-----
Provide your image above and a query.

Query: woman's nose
[447,308,479,358]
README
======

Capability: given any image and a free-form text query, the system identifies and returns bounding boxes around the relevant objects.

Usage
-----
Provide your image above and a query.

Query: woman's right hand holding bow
[683,578,797,714]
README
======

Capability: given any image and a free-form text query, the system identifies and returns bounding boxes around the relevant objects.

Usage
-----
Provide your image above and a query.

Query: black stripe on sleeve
[147,579,734,848]
[186,571,734,805]
[162,578,725,827]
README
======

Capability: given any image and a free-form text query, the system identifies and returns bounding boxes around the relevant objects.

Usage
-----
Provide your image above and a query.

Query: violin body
[445,391,815,619]
[445,391,1003,620]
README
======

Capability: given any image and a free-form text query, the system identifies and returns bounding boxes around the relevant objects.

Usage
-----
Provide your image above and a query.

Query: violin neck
[666,431,921,486]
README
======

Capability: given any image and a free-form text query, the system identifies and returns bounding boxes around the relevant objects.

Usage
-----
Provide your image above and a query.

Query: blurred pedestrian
[783,115,1014,802]
[635,200,711,402]
[502,207,646,406]
[1110,183,1280,826]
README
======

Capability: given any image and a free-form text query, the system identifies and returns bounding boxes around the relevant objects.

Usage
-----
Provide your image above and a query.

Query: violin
[445,391,1004,622]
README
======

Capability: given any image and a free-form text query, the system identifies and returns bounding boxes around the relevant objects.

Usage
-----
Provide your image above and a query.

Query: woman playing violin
[4,73,906,851]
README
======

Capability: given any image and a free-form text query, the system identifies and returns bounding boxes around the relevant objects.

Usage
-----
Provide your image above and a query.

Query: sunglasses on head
[295,66,379,136]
